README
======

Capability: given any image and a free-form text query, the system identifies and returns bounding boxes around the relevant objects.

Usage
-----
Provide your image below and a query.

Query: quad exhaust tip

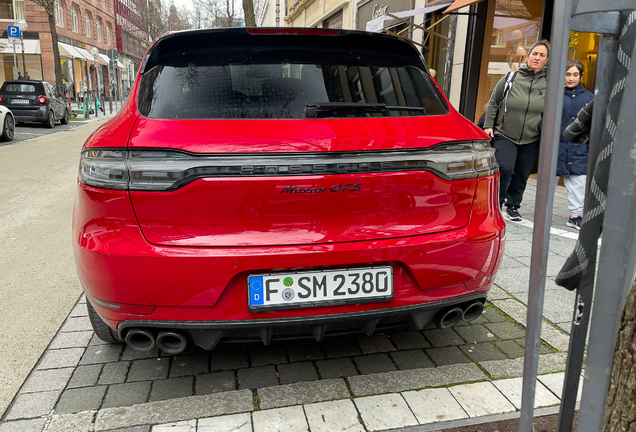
[125,329,156,352]
[156,330,188,355]
[434,300,485,329]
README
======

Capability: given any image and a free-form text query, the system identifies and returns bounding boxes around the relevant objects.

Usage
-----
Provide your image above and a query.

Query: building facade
[0,0,120,99]
[113,0,147,95]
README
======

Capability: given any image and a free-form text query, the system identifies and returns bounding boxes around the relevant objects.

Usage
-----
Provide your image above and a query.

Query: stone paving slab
[252,406,308,432]
[46,410,95,432]
[197,413,251,432]
[538,372,584,402]
[304,400,365,432]
[348,363,487,396]
[480,353,568,379]
[355,394,418,432]
[94,390,253,431]
[493,377,560,409]
[258,378,349,409]
[402,388,468,424]
[5,391,60,420]
[0,418,47,432]
[448,382,516,417]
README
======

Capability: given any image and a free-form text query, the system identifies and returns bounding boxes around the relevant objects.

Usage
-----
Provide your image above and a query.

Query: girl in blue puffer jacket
[558,59,594,230]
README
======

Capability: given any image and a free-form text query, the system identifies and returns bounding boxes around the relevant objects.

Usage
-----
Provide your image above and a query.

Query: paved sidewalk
[0,180,587,432]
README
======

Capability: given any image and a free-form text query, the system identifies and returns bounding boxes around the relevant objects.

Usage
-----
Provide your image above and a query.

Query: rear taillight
[38,96,47,104]
[78,141,498,192]
[0,95,3,103]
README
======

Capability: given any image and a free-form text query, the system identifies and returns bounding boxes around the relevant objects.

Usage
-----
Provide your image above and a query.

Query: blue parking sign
[8,26,19,38]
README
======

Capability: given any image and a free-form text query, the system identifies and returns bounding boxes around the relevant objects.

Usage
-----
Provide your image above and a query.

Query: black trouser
[493,135,540,208]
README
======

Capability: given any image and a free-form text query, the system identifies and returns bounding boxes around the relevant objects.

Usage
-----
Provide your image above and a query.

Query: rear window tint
[3,84,38,93]
[138,35,448,120]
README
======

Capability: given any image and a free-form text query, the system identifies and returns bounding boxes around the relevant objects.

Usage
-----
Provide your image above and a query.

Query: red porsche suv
[73,28,505,354]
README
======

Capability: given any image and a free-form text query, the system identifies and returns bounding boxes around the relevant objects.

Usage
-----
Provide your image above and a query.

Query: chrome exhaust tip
[433,307,464,329]
[125,329,156,352]
[156,330,187,355]
[462,301,485,323]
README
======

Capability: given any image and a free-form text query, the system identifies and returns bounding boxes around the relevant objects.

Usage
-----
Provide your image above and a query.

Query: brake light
[38,96,47,104]
[78,141,498,192]
[0,95,3,103]
[246,28,340,36]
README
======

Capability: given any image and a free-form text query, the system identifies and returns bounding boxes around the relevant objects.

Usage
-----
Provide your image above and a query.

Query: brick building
[0,0,145,99]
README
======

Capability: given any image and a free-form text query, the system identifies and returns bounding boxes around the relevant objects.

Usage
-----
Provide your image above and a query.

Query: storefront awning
[93,53,109,65]
[366,3,451,32]
[97,53,111,64]
[444,0,484,14]
[58,42,82,59]
[116,60,126,69]
[74,47,94,61]
[1,39,41,55]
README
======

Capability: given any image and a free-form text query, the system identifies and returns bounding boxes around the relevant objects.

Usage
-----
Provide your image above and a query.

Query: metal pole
[578,11,636,431]
[518,0,570,430]
[20,33,26,77]
[13,43,17,79]
[556,29,619,432]
[109,93,112,114]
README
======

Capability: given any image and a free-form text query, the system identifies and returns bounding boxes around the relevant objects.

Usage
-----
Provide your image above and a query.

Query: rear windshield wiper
[304,102,426,118]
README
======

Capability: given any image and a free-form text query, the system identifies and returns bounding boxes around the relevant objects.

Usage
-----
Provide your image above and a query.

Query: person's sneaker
[567,215,583,230]
[505,206,522,221]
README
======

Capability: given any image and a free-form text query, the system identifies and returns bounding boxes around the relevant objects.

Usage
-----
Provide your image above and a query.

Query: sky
[170,0,194,10]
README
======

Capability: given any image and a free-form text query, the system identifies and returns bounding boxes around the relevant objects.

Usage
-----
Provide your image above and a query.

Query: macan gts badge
[72,27,505,355]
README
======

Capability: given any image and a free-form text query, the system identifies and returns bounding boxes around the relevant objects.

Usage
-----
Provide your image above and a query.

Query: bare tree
[192,0,245,27]
[29,0,63,86]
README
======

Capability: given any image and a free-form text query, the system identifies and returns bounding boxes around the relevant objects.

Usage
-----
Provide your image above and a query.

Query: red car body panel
[73,29,505,347]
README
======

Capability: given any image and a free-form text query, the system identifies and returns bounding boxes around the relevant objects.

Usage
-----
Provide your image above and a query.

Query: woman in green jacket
[483,40,550,221]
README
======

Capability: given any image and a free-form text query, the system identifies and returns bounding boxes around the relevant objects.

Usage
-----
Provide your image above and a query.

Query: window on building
[96,18,101,41]
[106,24,111,45]
[1,0,26,19]
[85,11,91,38]
[55,0,64,27]
[71,5,79,32]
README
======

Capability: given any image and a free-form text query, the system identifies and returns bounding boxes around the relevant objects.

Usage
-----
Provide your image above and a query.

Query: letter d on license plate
[247,266,393,311]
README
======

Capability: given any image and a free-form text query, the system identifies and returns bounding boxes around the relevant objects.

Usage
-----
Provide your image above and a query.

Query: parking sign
[8,25,19,45]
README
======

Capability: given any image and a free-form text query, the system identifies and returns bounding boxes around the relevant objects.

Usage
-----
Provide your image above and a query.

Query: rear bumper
[115,292,487,348]
[11,106,47,122]
[73,175,505,335]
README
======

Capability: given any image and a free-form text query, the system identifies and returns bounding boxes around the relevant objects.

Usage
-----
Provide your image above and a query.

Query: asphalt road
[0,116,113,416]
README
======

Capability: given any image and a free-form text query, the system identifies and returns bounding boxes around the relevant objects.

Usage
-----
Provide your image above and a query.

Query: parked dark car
[0,80,70,128]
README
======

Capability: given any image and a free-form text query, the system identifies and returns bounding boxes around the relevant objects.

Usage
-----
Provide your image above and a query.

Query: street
[0,116,110,416]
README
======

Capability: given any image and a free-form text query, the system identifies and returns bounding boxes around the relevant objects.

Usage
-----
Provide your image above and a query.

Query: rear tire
[61,109,69,125]
[45,111,55,128]
[87,301,123,343]
[2,114,14,141]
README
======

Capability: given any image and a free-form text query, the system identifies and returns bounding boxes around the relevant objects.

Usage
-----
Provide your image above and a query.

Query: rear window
[138,32,449,120]
[2,84,38,93]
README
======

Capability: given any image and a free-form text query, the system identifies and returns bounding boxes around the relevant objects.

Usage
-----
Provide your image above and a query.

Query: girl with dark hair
[483,40,550,221]
[558,59,594,230]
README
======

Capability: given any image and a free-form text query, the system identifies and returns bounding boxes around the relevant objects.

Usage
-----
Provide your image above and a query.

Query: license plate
[10,99,29,104]
[248,266,393,311]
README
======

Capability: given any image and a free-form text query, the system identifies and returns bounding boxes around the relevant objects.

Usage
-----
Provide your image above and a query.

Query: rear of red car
[73,28,505,353]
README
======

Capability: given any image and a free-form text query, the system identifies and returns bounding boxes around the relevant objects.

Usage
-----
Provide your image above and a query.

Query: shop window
[85,11,91,38]
[473,0,543,120]
[568,31,598,92]
[72,5,79,32]
[0,0,25,20]
[55,0,64,27]
[96,17,102,41]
